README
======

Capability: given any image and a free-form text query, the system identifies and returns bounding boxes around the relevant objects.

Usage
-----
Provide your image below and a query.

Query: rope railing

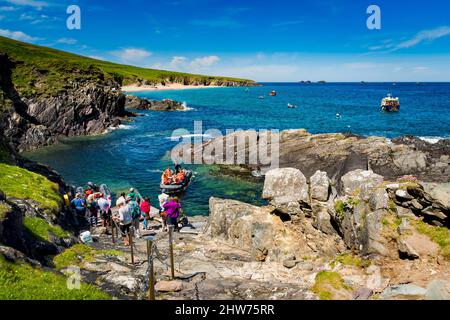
[109,220,178,300]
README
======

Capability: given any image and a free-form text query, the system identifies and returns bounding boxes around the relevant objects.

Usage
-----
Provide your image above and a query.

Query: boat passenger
[162,167,173,185]
[175,170,186,184]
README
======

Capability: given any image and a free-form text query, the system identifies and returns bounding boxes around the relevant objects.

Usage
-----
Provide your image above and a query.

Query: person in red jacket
[140,197,151,230]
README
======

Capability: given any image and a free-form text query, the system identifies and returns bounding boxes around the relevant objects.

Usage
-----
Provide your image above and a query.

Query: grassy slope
[0,254,111,300]
[0,163,62,215]
[0,36,253,98]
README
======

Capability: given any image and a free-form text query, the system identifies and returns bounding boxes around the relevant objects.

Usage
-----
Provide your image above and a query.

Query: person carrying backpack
[127,196,142,239]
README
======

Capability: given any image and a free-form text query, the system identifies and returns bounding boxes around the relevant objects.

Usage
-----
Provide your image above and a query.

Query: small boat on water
[160,170,193,194]
[287,103,297,109]
[381,94,400,112]
[269,90,277,96]
[258,96,265,99]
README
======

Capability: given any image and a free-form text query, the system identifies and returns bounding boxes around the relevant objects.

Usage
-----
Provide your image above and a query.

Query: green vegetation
[0,163,62,215]
[0,254,110,300]
[334,197,361,219]
[330,253,371,269]
[311,271,351,300]
[0,202,10,220]
[414,220,450,260]
[388,199,397,212]
[334,200,346,219]
[23,216,70,241]
[0,36,253,98]
[53,244,123,270]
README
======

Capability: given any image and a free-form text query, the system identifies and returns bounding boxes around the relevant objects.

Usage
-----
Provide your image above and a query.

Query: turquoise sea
[25,83,450,215]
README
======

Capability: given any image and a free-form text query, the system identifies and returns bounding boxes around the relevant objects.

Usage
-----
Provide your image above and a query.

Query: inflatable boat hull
[160,170,193,194]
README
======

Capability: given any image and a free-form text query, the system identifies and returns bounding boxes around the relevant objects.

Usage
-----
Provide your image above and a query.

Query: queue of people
[70,182,112,228]
[111,188,186,246]
[70,182,188,247]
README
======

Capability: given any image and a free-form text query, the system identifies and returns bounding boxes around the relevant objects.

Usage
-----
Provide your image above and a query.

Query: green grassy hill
[0,36,254,98]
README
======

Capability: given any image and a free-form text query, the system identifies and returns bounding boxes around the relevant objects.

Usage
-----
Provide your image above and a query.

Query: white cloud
[413,66,430,73]
[169,56,187,68]
[57,37,77,45]
[5,0,48,9]
[397,26,450,49]
[0,15,4,20]
[112,48,152,64]
[190,55,220,68]
[370,26,450,52]
[0,29,38,42]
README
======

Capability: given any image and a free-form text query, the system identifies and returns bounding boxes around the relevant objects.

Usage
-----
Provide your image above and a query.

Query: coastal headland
[0,36,449,300]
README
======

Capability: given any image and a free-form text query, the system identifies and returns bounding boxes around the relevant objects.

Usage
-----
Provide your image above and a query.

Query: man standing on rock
[71,193,86,217]
[113,198,132,246]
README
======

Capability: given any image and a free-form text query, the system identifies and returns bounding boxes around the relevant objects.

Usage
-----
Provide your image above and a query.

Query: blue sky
[1,0,450,81]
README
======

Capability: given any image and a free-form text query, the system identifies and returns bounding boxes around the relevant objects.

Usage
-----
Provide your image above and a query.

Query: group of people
[113,188,185,246]
[70,182,112,228]
[70,180,187,247]
[161,164,186,185]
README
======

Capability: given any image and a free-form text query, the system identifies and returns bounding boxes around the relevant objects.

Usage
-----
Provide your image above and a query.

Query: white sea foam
[179,102,194,111]
[167,134,212,141]
[418,136,445,144]
[102,124,133,134]
[146,169,163,173]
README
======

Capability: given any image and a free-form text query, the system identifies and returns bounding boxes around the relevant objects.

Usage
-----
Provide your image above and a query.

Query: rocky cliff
[0,52,130,152]
[189,129,450,183]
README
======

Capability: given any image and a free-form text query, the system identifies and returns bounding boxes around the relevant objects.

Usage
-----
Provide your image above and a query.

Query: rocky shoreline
[189,129,450,183]
[41,166,448,300]
[125,95,187,111]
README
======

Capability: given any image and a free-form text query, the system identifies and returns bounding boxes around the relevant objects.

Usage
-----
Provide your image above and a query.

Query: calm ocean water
[25,82,450,215]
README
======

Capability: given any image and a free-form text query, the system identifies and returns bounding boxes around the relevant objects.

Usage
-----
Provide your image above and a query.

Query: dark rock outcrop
[125,95,185,111]
[190,129,450,183]
[0,197,78,263]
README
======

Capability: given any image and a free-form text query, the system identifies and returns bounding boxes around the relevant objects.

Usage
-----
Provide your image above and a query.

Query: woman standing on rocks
[163,197,182,231]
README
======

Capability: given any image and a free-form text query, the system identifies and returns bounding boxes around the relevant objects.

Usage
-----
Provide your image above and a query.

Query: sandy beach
[121,83,222,92]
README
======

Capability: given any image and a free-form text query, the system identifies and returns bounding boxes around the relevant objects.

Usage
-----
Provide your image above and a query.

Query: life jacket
[177,171,186,181]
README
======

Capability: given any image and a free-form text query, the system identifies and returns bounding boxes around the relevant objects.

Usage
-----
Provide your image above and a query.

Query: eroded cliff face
[0,53,128,152]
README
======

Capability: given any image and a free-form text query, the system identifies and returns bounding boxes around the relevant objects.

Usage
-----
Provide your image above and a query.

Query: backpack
[130,201,141,219]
